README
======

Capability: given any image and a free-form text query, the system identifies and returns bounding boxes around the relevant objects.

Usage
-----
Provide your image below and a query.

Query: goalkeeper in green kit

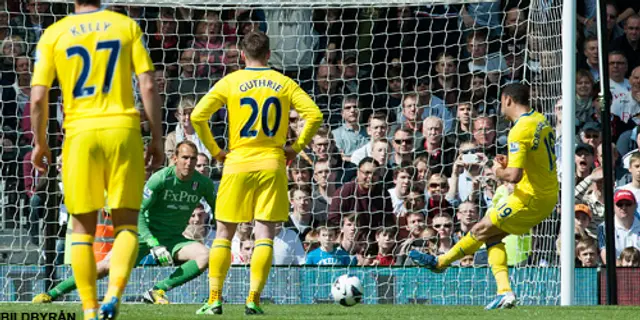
[33,141,217,305]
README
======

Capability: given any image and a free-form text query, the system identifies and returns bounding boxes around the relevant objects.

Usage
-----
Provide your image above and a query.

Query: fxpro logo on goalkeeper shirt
[162,189,200,204]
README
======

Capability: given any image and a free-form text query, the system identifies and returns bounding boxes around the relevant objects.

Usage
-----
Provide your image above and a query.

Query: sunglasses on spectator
[429,183,448,188]
[394,138,413,145]
[433,223,453,229]
[462,148,478,154]
[616,201,634,208]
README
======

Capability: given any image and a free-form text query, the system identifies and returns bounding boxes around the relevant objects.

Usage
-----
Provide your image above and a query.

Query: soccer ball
[331,274,363,307]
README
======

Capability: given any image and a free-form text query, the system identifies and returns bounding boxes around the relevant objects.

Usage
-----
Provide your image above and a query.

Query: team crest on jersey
[509,142,520,153]
[192,182,199,190]
[143,187,152,199]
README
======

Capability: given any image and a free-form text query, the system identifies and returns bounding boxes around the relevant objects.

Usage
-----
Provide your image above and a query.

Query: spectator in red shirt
[328,157,395,245]
[373,227,398,266]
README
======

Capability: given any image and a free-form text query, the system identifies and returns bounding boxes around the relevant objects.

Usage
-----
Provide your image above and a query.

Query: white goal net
[0,0,588,306]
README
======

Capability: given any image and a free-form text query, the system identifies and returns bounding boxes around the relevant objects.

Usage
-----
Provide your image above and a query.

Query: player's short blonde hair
[241,31,269,61]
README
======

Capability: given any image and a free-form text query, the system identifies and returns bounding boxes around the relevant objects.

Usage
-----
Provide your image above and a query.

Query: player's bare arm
[30,85,52,173]
[494,166,523,184]
[138,71,165,170]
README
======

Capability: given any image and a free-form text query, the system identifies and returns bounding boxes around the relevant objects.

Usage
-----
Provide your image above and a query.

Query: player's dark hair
[358,157,380,169]
[501,83,530,106]
[76,0,101,6]
[175,140,198,156]
[241,31,270,61]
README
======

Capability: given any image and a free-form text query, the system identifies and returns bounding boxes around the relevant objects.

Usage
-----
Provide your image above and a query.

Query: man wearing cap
[597,189,640,263]
[575,143,595,184]
[579,122,602,156]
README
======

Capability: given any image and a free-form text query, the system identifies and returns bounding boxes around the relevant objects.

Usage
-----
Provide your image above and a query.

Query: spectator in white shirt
[619,151,640,204]
[612,66,640,124]
[387,166,416,216]
[597,189,640,263]
[466,29,507,84]
[273,224,306,265]
[232,237,254,265]
[608,52,631,105]
[286,185,316,240]
[350,112,389,166]
[231,222,253,258]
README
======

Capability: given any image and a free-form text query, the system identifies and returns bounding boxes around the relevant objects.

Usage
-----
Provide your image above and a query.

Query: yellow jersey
[191,67,323,174]
[31,8,154,133]
[507,110,559,198]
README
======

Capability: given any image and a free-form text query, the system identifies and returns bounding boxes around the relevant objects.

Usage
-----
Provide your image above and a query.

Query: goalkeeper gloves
[148,237,173,266]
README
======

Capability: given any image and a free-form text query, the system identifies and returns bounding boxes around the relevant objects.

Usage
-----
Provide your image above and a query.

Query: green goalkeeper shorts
[135,236,198,265]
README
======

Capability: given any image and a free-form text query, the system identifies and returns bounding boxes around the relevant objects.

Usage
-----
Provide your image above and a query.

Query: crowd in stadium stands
[4,0,640,268]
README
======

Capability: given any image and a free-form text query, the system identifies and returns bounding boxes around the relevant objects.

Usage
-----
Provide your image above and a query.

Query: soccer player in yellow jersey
[409,83,559,309]
[191,31,323,315]
[30,1,164,319]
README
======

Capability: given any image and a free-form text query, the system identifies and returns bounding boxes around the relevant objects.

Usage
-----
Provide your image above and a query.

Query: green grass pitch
[1,303,640,319]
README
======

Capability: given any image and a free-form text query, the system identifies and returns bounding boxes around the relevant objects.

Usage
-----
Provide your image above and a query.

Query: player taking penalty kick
[30,1,164,319]
[191,31,323,315]
[409,83,559,309]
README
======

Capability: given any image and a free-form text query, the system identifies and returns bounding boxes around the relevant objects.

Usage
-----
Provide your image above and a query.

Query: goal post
[0,0,580,305]
[560,0,576,306]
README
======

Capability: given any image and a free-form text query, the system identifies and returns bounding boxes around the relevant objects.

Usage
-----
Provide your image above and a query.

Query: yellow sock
[84,308,98,320]
[488,242,512,294]
[437,232,483,268]
[208,239,232,304]
[104,225,139,301]
[247,239,273,305]
[71,233,98,311]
